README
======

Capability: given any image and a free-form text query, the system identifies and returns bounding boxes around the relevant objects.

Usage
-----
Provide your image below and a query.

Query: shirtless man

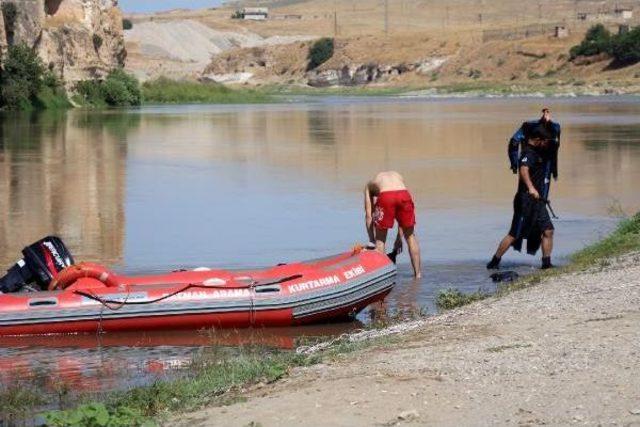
[365,171,422,278]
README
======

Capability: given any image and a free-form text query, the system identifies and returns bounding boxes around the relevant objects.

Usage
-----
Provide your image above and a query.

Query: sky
[119,0,224,13]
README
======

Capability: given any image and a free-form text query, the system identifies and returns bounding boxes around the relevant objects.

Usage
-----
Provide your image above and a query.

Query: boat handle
[254,285,281,293]
[28,298,58,307]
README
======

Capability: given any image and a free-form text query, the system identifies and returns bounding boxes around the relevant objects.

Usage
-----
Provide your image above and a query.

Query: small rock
[398,410,420,421]
[630,409,640,415]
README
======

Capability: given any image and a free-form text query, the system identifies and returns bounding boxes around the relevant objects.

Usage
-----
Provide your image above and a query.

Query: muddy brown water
[1,96,640,396]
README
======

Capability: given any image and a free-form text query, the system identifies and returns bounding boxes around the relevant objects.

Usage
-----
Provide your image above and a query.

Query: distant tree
[610,26,640,65]
[307,38,334,71]
[570,24,613,59]
[122,18,133,30]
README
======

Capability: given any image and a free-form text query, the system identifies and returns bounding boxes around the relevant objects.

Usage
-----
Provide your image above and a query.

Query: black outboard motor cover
[0,236,74,293]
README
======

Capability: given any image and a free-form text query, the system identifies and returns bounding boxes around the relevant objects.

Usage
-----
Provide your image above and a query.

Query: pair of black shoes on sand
[486,255,554,270]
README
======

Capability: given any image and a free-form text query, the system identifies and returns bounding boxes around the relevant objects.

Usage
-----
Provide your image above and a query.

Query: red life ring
[48,262,120,291]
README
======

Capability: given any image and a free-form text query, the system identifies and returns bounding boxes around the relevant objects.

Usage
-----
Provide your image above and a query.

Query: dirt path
[176,254,640,426]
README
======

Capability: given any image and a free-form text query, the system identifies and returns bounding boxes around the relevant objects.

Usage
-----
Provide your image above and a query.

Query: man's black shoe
[486,255,501,270]
[541,256,554,270]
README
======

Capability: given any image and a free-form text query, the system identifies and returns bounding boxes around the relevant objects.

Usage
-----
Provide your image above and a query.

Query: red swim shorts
[373,190,416,230]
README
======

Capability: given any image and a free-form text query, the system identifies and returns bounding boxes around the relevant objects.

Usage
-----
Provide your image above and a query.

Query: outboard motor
[0,236,74,293]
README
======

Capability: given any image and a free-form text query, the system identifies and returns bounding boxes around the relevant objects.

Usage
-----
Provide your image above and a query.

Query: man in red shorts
[365,171,422,278]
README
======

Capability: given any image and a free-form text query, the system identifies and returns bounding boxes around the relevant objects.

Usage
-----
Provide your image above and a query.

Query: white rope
[296,319,427,355]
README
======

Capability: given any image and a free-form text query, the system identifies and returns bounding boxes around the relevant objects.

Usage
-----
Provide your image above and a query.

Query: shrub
[75,69,142,107]
[307,37,334,71]
[0,43,45,109]
[570,24,612,58]
[610,26,640,66]
[122,18,133,30]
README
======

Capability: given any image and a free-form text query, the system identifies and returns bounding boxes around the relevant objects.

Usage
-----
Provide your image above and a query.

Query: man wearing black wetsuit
[487,108,561,270]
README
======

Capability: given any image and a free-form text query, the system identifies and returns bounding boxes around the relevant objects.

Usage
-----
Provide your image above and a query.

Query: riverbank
[267,79,640,98]
[175,215,640,426]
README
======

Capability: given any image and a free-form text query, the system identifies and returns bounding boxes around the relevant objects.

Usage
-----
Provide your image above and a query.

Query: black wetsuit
[508,146,554,255]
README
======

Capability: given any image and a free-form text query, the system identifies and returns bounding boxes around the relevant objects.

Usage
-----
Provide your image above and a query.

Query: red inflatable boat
[0,240,396,336]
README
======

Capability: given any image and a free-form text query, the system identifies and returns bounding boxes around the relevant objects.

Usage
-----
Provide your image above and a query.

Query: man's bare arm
[519,166,540,199]
[364,183,375,243]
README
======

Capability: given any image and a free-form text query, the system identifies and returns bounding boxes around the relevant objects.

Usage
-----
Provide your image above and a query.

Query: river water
[1,96,640,396]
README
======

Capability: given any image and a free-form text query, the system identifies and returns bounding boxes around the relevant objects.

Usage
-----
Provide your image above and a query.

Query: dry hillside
[125,0,640,92]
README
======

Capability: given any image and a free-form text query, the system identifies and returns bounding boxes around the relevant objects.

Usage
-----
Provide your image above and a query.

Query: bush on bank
[307,37,334,70]
[75,69,142,107]
[0,43,70,110]
[570,24,612,59]
[571,24,640,65]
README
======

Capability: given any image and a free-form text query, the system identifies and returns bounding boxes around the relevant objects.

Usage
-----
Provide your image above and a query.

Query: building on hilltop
[239,7,268,20]
[614,8,633,20]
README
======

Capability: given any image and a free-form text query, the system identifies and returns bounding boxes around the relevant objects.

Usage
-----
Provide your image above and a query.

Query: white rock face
[202,72,254,84]
[415,57,449,75]
[125,19,314,80]
[0,0,125,85]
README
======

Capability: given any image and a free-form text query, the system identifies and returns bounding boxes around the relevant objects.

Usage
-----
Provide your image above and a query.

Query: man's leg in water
[541,228,554,269]
[495,234,516,258]
[375,227,388,254]
[487,234,516,269]
[402,226,422,279]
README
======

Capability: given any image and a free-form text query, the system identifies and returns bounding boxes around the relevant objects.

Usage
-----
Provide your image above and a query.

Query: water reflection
[0,111,130,268]
[0,323,359,395]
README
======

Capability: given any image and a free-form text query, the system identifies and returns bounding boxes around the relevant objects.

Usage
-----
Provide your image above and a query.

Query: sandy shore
[174,253,640,426]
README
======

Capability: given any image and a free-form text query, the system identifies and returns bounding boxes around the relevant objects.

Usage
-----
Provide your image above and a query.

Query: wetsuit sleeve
[508,123,526,174]
[519,149,537,168]
[551,123,561,180]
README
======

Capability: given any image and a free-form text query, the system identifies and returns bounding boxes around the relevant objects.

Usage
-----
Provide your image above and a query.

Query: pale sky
[120,0,224,13]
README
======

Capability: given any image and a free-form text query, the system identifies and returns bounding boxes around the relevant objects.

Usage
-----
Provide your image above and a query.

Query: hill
[124,0,640,93]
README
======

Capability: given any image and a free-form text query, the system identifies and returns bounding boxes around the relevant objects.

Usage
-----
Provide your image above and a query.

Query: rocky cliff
[0,0,125,85]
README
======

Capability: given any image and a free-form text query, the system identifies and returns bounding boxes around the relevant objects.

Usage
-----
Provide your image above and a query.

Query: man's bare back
[367,171,407,195]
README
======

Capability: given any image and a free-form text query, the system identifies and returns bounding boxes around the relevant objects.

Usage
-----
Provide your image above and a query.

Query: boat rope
[74,274,303,310]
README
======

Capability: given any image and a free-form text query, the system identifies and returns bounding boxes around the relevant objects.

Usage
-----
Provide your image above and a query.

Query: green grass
[142,78,273,104]
[571,212,640,267]
[0,386,45,422]
[37,330,402,426]
[267,84,414,97]
[436,288,489,310]
[39,348,319,426]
